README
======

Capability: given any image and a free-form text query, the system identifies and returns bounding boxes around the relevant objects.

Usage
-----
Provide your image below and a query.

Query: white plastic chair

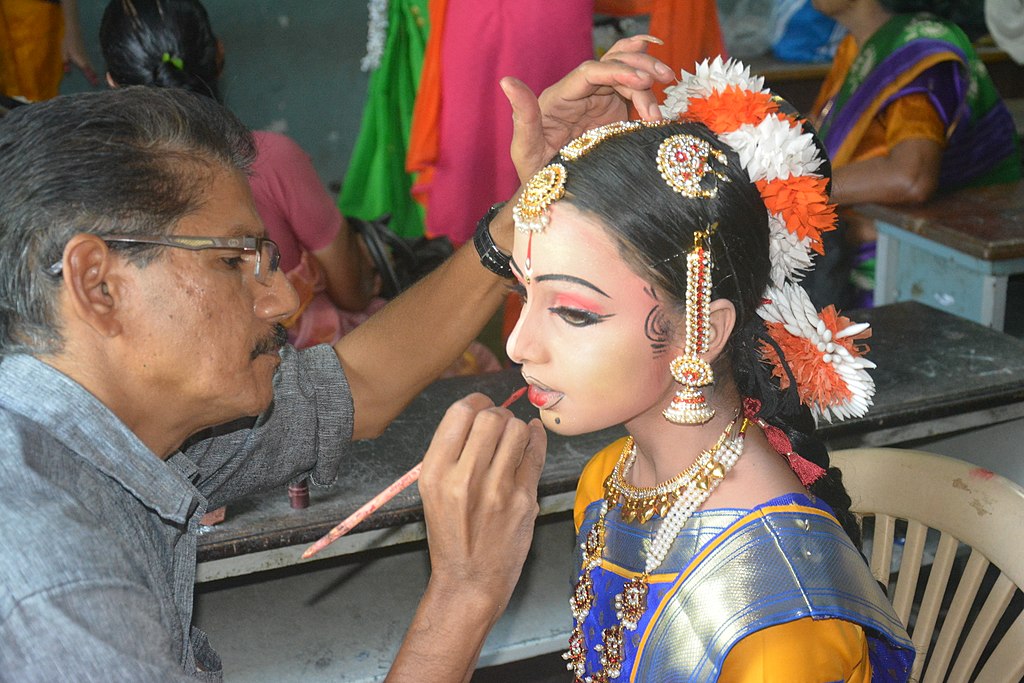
[832,448,1024,682]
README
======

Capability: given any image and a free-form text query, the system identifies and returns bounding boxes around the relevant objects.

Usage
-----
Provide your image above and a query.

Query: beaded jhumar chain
[563,417,751,682]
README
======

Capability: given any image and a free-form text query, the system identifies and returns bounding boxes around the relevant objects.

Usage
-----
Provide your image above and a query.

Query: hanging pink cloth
[412,0,594,245]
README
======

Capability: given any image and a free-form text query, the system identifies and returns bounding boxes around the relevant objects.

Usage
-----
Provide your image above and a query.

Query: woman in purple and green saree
[807,0,1021,308]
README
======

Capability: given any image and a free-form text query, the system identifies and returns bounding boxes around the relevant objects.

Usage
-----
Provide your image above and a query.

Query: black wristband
[472,201,512,278]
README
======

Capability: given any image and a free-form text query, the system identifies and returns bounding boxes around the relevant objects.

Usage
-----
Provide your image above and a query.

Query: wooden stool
[855,180,1024,330]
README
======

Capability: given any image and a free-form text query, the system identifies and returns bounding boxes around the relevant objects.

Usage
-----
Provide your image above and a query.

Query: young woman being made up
[499,58,915,681]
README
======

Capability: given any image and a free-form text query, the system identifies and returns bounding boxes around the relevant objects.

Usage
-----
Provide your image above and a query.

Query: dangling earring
[664,225,717,425]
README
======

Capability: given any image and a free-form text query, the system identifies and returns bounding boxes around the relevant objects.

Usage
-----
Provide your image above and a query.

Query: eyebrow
[509,258,610,298]
[212,221,266,239]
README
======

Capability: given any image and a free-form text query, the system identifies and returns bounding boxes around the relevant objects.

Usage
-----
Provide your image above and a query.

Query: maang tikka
[659,133,728,425]
[513,121,653,282]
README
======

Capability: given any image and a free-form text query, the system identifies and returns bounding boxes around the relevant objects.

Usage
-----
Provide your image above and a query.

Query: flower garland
[661,56,875,424]
[360,0,389,73]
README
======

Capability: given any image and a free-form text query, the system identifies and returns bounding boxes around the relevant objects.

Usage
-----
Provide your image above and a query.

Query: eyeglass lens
[256,239,281,284]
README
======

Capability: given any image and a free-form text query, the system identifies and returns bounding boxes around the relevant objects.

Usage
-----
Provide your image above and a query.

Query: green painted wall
[60,0,372,189]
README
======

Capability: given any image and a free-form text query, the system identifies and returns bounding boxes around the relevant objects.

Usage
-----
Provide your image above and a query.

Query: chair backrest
[831,448,1024,683]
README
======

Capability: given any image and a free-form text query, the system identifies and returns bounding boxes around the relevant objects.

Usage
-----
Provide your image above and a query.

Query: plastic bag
[771,0,847,62]
[718,0,776,58]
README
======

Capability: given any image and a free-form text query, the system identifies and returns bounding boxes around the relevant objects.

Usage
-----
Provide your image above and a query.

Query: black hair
[554,121,861,547]
[101,0,221,101]
[0,86,255,355]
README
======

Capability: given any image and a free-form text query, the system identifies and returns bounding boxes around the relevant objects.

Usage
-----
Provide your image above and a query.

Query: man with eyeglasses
[0,37,671,682]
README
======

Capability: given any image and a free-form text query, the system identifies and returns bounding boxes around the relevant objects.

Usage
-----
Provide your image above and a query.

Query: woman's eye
[550,306,611,328]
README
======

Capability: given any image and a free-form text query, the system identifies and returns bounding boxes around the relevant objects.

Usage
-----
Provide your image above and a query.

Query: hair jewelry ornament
[561,120,646,160]
[657,134,729,199]
[513,163,567,283]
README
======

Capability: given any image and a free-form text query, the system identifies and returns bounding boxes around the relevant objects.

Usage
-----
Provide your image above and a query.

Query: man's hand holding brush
[386,392,546,683]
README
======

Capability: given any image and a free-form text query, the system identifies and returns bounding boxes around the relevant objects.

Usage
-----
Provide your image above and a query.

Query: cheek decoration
[643,287,671,355]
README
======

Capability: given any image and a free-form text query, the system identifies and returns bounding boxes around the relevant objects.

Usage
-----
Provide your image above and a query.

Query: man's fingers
[422,393,495,470]
[485,414,535,485]
[501,76,541,127]
[456,406,519,483]
[502,76,546,183]
[513,419,547,492]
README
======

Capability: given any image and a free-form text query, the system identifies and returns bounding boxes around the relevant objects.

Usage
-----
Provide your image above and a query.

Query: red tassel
[742,397,827,486]
[784,452,827,487]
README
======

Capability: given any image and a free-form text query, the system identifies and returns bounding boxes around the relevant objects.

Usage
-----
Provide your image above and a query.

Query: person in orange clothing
[0,0,98,102]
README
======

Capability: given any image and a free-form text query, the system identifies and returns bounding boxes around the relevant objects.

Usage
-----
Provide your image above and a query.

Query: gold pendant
[570,572,595,620]
[614,575,649,631]
[583,519,606,561]
[562,627,587,678]
[596,624,626,678]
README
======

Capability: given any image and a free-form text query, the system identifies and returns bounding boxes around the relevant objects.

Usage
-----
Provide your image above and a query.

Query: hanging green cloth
[338,0,428,238]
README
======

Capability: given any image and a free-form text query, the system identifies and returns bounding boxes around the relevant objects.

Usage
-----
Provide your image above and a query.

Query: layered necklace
[563,416,750,682]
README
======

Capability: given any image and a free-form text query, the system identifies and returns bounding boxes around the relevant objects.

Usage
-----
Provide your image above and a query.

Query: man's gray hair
[0,86,256,355]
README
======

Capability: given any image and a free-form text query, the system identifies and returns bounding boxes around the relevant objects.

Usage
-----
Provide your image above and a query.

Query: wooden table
[196,301,1024,580]
[193,301,1024,682]
[859,181,1024,330]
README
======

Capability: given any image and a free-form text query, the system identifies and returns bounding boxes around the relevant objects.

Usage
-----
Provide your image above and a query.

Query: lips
[527,383,564,410]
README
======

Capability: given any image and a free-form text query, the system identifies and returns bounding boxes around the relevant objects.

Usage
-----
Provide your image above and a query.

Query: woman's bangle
[472,202,512,278]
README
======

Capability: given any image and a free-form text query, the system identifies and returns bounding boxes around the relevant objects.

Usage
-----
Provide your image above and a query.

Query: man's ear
[60,234,123,338]
[703,298,736,363]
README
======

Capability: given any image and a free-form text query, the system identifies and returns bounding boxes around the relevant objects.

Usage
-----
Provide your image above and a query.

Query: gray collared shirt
[0,345,352,681]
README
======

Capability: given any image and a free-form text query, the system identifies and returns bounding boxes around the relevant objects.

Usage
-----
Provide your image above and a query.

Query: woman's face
[506,202,683,436]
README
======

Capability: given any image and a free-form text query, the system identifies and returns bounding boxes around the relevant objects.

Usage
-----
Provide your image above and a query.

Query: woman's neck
[626,384,742,486]
[842,1,895,46]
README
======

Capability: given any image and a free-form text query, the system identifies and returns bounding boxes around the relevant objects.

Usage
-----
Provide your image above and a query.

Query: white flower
[758,283,876,423]
[719,114,824,182]
[759,282,820,339]
[661,56,767,118]
[767,213,815,286]
[360,0,389,72]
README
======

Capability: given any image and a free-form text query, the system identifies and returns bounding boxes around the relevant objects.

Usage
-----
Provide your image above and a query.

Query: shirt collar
[0,355,201,523]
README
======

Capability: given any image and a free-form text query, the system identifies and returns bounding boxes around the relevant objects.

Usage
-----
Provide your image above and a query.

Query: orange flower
[759,306,871,413]
[683,87,778,134]
[756,176,837,254]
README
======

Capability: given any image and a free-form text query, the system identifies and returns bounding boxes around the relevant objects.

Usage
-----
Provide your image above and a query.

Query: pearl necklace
[563,418,750,681]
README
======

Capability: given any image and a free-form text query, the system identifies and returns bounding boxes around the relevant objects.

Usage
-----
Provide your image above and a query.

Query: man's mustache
[251,324,288,359]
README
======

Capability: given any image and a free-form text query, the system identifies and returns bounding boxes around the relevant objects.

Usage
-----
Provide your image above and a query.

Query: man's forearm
[386,580,504,683]
[334,206,514,440]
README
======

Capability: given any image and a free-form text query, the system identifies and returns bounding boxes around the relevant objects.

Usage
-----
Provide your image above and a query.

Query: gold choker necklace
[605,416,738,523]
[563,417,750,681]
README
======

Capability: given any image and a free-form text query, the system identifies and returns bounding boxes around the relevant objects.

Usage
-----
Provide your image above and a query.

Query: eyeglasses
[47,234,282,285]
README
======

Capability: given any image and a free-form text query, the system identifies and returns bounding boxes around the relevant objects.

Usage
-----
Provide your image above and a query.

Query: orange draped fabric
[596,0,727,99]
[405,0,448,220]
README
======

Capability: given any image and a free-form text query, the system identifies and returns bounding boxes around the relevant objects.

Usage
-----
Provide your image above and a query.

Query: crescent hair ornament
[657,134,730,199]
[560,120,645,160]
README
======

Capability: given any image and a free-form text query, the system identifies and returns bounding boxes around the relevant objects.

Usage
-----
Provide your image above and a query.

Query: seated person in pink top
[99,0,502,375]
[247,129,383,348]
